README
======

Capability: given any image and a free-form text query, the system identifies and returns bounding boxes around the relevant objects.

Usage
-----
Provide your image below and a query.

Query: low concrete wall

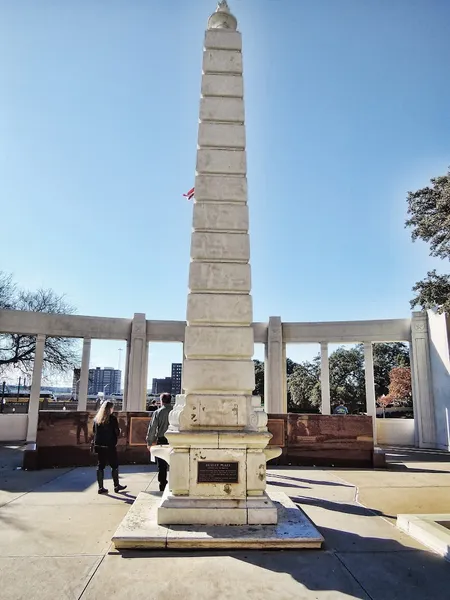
[24,411,375,469]
[377,419,415,447]
[23,411,149,469]
[0,414,28,442]
[268,414,374,467]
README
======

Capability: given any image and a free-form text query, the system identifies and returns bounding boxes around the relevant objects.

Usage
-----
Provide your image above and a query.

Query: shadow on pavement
[292,495,396,520]
[106,491,137,505]
[384,446,450,463]
[266,479,311,489]
[387,464,450,474]
[114,527,450,600]
[0,445,157,494]
[269,473,354,487]
[0,444,25,470]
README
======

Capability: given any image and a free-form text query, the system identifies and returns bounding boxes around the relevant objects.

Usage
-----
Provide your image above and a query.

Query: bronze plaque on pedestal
[197,461,239,483]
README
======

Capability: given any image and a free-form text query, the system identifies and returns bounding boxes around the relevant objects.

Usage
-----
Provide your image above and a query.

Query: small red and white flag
[183,187,195,200]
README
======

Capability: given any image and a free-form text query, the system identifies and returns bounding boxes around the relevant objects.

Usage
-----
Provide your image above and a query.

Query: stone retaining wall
[23,411,374,469]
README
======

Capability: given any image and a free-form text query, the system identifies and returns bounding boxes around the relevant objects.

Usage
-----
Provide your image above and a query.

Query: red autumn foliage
[388,367,412,401]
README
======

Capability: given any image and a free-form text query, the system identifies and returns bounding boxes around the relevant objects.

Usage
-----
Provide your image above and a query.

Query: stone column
[77,338,91,411]
[410,311,436,448]
[126,313,148,412]
[265,317,286,414]
[320,342,331,415]
[426,310,450,451]
[122,340,131,411]
[161,1,280,527]
[26,334,46,443]
[364,342,377,445]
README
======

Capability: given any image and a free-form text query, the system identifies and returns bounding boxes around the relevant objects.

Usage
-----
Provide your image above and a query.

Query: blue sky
[1,0,450,385]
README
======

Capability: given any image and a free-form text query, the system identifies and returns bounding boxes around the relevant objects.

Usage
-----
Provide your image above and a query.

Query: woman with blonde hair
[92,400,126,494]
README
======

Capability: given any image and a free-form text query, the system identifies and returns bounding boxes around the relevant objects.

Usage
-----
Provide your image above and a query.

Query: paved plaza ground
[1,445,449,600]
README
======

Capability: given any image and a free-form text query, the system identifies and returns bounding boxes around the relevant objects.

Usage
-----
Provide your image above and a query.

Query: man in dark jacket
[146,393,172,491]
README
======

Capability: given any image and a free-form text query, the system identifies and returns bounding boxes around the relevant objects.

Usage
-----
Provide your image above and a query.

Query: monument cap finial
[208,0,237,30]
[217,0,231,11]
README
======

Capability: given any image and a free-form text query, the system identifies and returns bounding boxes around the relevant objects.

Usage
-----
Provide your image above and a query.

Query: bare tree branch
[0,272,79,376]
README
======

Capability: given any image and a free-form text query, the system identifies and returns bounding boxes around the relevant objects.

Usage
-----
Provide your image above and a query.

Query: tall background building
[171,363,182,395]
[151,363,183,396]
[89,367,121,395]
[72,367,121,397]
[73,363,181,398]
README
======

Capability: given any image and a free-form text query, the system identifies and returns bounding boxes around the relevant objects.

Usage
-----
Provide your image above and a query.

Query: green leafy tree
[285,357,297,408]
[286,358,296,376]
[253,358,300,404]
[0,272,78,375]
[406,168,450,313]
[410,270,450,314]
[329,343,410,412]
[253,359,265,399]
[366,342,410,399]
[255,343,410,414]
[328,347,365,412]
[287,359,321,412]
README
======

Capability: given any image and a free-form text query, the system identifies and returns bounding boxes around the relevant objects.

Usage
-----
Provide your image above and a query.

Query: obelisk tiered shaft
[183,27,255,405]
[158,2,280,526]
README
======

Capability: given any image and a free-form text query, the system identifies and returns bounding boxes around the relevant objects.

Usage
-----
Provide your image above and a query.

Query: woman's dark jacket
[93,415,120,448]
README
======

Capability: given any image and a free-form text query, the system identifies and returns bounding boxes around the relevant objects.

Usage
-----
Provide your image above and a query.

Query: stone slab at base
[157,491,277,526]
[112,489,324,550]
[397,514,450,561]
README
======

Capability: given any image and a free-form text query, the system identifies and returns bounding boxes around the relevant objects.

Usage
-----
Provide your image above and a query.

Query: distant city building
[171,363,182,395]
[89,367,121,395]
[150,363,183,396]
[72,367,121,397]
[151,377,172,395]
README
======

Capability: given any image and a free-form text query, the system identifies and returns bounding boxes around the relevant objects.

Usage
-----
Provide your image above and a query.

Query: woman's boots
[112,468,127,493]
[97,469,108,495]
[97,467,126,494]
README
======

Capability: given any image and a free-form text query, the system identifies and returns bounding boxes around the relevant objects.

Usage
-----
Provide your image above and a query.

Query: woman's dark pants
[96,446,119,489]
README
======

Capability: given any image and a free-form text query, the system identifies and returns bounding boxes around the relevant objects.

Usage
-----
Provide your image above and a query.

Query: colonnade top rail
[0,309,411,344]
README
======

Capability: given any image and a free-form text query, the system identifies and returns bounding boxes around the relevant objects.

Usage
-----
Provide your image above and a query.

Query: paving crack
[77,553,107,600]
[334,550,375,600]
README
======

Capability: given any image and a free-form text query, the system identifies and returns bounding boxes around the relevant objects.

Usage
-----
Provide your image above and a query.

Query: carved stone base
[160,395,281,526]
[161,431,280,501]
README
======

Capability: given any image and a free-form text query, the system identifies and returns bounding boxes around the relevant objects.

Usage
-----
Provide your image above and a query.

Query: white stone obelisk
[157,0,280,526]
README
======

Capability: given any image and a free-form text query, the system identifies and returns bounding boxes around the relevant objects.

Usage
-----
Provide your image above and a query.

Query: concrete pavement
[0,444,449,600]
[333,447,450,523]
